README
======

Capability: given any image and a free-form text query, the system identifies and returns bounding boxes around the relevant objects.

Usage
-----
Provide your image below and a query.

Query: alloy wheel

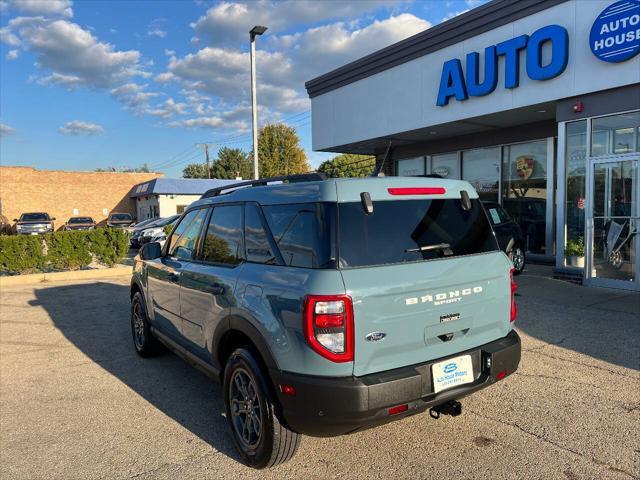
[229,368,262,449]
[132,301,145,350]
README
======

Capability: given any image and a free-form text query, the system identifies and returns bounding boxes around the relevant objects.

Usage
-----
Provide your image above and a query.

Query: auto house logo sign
[589,0,640,63]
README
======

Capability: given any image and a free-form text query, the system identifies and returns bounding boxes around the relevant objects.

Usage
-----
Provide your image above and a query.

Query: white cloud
[0,26,21,46]
[58,120,104,135]
[5,0,73,18]
[0,123,17,136]
[6,48,19,60]
[441,9,469,22]
[146,98,187,118]
[164,48,175,56]
[147,27,166,38]
[109,82,161,109]
[191,0,397,47]
[5,17,147,88]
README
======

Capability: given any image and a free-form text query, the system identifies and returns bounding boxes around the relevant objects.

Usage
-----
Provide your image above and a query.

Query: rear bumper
[270,330,521,437]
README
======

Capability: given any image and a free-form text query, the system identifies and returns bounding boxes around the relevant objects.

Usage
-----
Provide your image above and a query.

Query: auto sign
[590,0,640,63]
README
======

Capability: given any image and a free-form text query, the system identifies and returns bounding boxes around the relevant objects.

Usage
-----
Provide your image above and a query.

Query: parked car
[130,174,520,469]
[63,216,96,231]
[483,201,525,274]
[130,215,179,249]
[129,218,160,248]
[14,212,55,235]
[107,212,134,229]
[502,197,546,254]
[138,215,179,247]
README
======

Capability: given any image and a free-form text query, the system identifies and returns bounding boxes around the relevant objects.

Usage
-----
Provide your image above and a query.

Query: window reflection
[462,147,500,202]
[591,112,639,157]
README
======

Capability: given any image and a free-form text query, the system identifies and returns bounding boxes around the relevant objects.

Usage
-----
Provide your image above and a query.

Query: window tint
[201,205,243,265]
[262,203,335,269]
[244,204,277,264]
[338,199,498,268]
[168,209,207,260]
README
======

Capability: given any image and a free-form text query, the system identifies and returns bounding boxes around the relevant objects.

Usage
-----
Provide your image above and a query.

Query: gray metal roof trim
[305,0,568,98]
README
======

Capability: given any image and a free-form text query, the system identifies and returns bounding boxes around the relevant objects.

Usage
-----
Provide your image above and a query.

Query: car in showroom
[14,212,55,235]
[62,216,96,231]
[107,212,135,229]
[130,174,520,469]
[483,201,525,274]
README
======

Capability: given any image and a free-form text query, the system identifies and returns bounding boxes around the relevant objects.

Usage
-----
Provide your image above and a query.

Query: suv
[107,212,134,228]
[14,212,55,234]
[130,175,521,468]
[483,201,525,274]
[63,216,96,231]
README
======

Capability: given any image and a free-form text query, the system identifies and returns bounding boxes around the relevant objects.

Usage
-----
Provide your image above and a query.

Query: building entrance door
[585,157,639,290]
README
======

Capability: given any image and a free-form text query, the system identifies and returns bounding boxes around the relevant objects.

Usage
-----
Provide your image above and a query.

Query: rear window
[338,199,498,268]
[262,203,336,269]
[68,217,93,224]
[110,213,132,221]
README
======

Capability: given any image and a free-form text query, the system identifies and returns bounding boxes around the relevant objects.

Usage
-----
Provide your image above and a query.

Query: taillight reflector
[279,384,297,396]
[496,370,507,381]
[388,404,409,415]
[387,187,446,195]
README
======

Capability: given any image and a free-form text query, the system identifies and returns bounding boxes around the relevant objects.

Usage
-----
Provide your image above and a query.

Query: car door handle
[205,284,224,295]
[168,272,181,283]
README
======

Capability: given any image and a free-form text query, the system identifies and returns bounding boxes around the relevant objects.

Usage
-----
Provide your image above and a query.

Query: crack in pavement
[521,336,569,352]
[120,450,224,480]
[527,349,640,379]
[467,409,635,478]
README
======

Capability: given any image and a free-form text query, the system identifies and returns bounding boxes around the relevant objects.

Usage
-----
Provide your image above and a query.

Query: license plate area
[432,354,474,393]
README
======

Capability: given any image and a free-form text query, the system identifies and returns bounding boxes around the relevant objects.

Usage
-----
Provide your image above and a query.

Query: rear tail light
[510,268,518,322]
[387,187,446,195]
[303,295,354,363]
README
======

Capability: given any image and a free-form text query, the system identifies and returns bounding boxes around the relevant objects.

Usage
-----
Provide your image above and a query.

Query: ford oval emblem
[365,332,387,342]
[443,362,457,374]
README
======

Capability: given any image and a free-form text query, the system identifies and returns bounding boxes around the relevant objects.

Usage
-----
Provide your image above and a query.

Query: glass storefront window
[565,120,587,266]
[396,157,425,176]
[591,112,640,156]
[462,147,500,202]
[431,152,460,179]
[502,140,548,254]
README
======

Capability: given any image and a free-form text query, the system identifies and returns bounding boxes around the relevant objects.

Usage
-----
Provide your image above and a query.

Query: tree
[257,123,310,178]
[211,147,252,180]
[182,163,209,179]
[317,154,375,178]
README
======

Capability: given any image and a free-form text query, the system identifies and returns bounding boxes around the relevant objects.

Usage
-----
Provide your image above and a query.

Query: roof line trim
[305,0,569,98]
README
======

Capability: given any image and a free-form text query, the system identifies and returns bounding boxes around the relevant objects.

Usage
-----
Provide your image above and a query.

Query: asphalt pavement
[0,266,638,479]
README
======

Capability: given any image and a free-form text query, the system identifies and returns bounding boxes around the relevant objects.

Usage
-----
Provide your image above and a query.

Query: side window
[262,203,333,269]
[168,209,207,260]
[201,205,243,266]
[244,204,276,264]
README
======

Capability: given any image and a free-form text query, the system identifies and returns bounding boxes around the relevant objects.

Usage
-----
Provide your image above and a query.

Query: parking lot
[1,267,638,480]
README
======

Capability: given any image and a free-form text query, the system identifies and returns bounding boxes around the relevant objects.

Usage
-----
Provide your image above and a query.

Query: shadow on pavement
[514,274,640,370]
[28,281,242,463]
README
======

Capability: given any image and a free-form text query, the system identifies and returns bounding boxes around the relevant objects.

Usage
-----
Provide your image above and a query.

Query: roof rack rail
[201,172,327,198]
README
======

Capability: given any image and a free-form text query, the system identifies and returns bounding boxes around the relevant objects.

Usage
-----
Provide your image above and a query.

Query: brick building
[0,166,162,230]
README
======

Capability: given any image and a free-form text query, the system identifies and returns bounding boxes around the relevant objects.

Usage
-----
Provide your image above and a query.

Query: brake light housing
[510,268,518,322]
[387,187,446,195]
[303,294,354,363]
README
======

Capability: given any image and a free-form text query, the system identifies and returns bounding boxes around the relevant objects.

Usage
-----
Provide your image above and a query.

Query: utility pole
[250,25,267,180]
[204,144,211,179]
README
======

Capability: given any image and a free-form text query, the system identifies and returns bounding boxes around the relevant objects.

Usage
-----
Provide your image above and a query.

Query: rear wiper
[405,243,451,253]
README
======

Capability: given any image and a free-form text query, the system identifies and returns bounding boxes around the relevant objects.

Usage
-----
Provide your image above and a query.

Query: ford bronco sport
[130,174,521,468]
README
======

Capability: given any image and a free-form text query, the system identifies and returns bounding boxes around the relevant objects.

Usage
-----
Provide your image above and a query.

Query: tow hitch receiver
[429,400,462,419]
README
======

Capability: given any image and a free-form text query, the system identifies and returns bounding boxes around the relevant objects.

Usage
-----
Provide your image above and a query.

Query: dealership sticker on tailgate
[432,354,474,393]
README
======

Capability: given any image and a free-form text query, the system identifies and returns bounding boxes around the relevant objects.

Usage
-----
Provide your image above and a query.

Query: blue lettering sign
[436,25,569,106]
[589,0,640,63]
[436,59,468,106]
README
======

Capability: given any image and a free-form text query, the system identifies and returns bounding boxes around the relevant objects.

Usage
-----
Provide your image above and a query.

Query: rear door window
[262,203,336,269]
[200,205,243,266]
[338,199,498,268]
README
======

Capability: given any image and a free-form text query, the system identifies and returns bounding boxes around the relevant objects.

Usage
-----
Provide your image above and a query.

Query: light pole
[250,25,267,180]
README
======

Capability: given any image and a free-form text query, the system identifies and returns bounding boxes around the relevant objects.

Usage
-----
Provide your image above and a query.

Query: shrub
[565,236,585,257]
[0,235,46,273]
[0,228,130,274]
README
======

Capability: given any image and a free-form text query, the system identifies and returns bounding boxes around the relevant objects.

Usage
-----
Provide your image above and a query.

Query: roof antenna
[371,141,392,177]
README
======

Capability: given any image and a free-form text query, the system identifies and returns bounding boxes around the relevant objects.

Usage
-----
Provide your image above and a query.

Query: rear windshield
[20,213,49,221]
[338,199,498,268]
[68,217,93,224]
[110,213,132,221]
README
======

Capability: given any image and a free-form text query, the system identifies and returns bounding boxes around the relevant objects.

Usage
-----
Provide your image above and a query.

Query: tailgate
[342,252,512,376]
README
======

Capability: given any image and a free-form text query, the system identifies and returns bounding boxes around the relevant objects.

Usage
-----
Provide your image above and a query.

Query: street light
[250,25,267,180]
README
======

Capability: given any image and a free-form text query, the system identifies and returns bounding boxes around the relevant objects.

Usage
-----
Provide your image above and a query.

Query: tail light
[303,295,354,363]
[510,268,518,322]
[387,187,446,195]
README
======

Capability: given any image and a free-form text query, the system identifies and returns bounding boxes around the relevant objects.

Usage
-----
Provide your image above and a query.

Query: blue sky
[0,0,483,178]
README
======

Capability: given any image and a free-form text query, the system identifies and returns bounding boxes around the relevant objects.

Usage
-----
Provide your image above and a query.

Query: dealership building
[306,0,640,290]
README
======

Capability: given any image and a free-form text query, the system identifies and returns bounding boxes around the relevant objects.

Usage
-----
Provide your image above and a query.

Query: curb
[0,265,132,287]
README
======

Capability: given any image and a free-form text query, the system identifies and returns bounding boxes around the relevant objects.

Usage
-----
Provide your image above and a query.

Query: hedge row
[0,228,129,274]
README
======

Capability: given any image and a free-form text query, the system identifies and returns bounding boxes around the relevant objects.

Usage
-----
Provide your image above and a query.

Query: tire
[130,291,162,357]
[223,348,301,469]
[510,245,526,275]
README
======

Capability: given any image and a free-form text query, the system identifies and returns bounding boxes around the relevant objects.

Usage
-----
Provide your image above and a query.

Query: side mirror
[140,242,162,260]
[13,219,18,222]
[51,217,56,221]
